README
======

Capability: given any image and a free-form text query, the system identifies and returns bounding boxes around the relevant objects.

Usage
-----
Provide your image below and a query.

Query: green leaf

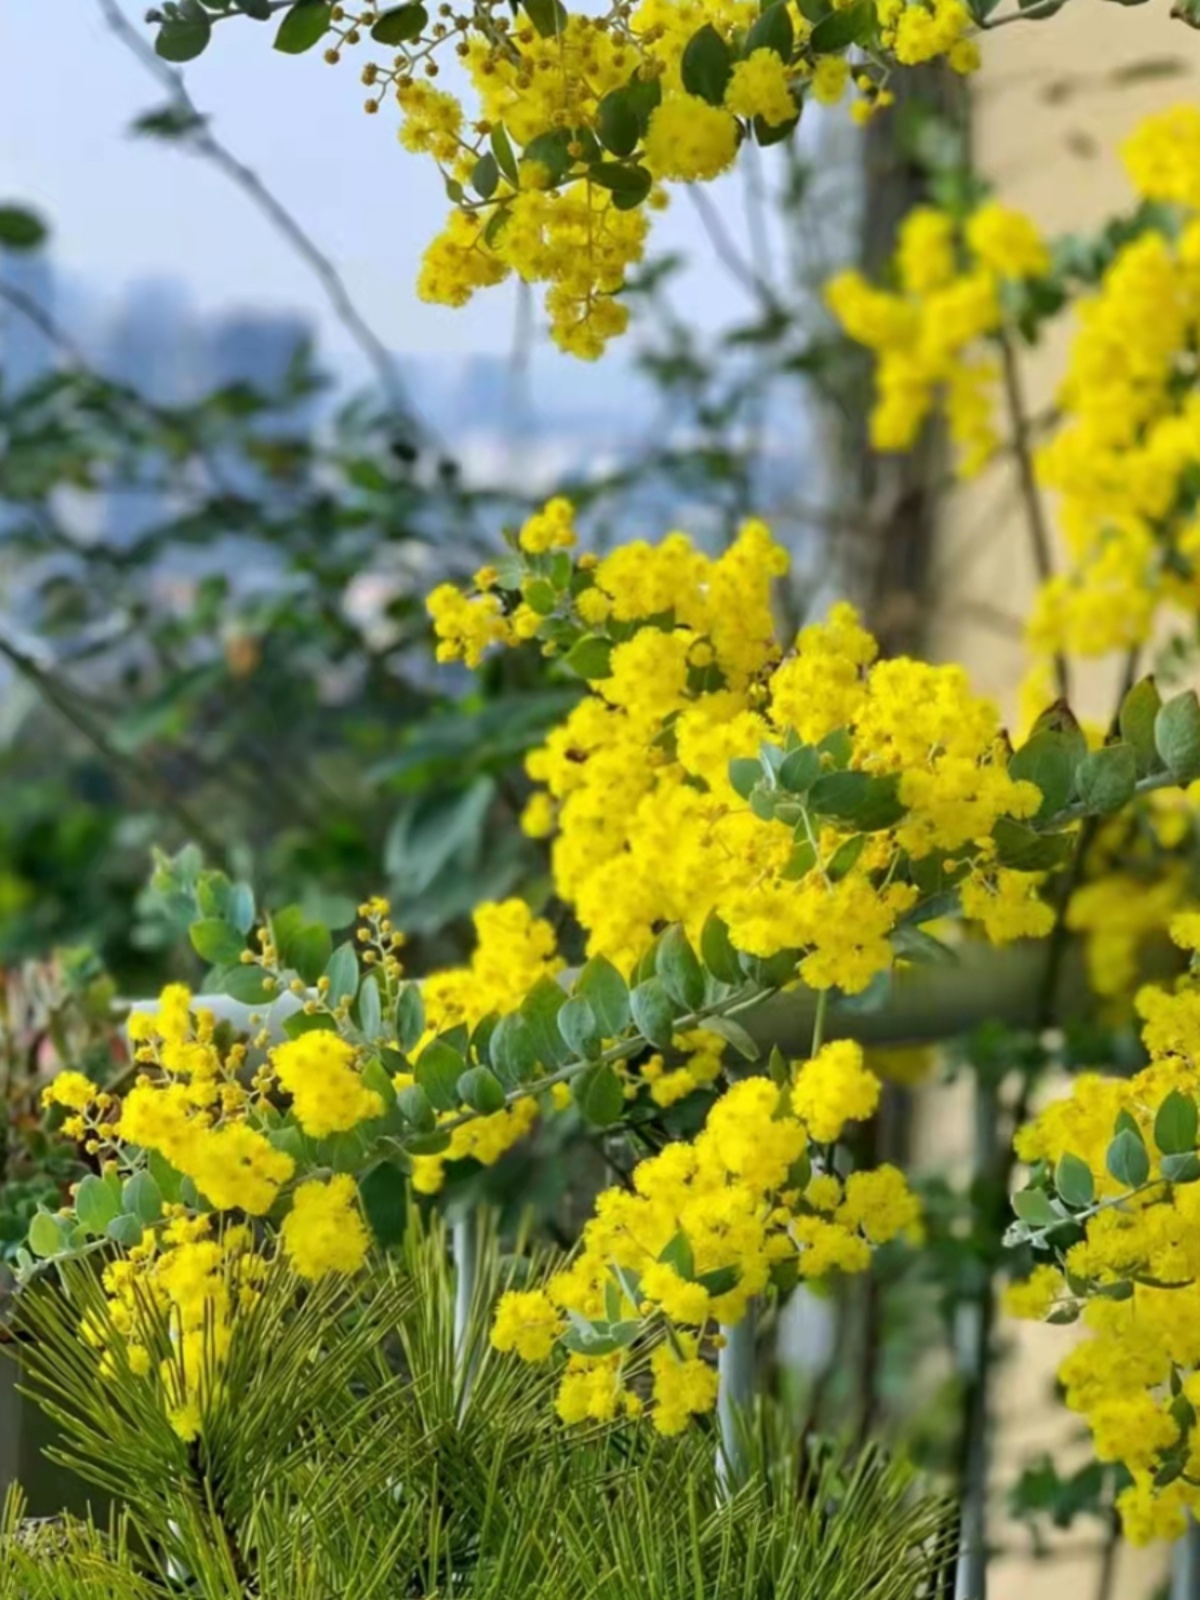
[190,917,245,966]
[471,152,500,199]
[681,24,734,104]
[1107,1126,1150,1189]
[521,130,574,185]
[807,770,904,831]
[697,1264,739,1296]
[358,974,383,1039]
[827,834,866,881]
[1155,1090,1198,1156]
[1008,729,1077,820]
[0,205,48,251]
[576,956,630,1037]
[395,982,426,1052]
[745,0,795,56]
[701,1012,760,1060]
[396,1083,436,1134]
[123,1171,164,1225]
[228,883,256,936]
[991,818,1075,872]
[891,924,958,966]
[729,757,763,800]
[700,912,743,985]
[74,1174,122,1236]
[491,124,520,185]
[656,925,705,1011]
[1119,676,1164,777]
[147,1152,184,1204]
[490,1012,539,1087]
[325,942,359,1007]
[574,1062,625,1125]
[106,1214,144,1250]
[1162,1151,1200,1184]
[1074,743,1137,815]
[370,2,427,42]
[753,109,799,146]
[29,1209,64,1259]
[521,0,567,36]
[362,1056,398,1112]
[156,4,213,61]
[220,965,275,1005]
[658,1230,695,1279]
[274,0,331,53]
[809,0,874,49]
[588,162,652,210]
[288,924,333,986]
[1054,1152,1095,1209]
[625,72,663,131]
[558,995,603,1060]
[1011,1187,1059,1227]
[359,1162,408,1247]
[522,978,572,1068]
[1156,690,1200,783]
[283,1012,337,1039]
[597,88,641,157]
[630,977,678,1049]
[457,1065,508,1114]
[564,635,613,679]
[416,1039,467,1113]
[777,744,820,793]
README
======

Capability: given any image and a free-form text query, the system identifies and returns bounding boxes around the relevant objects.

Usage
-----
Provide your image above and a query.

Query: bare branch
[95,0,424,438]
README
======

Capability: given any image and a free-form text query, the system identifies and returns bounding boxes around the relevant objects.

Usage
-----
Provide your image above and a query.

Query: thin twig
[998,327,1068,699]
[687,187,784,315]
[95,0,422,435]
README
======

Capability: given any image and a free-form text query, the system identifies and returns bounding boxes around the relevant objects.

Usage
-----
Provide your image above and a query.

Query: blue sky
[0,0,802,371]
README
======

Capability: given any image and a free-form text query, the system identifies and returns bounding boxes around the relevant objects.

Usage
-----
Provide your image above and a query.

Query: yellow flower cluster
[1009,919,1200,1540]
[60,982,389,1435]
[275,0,988,358]
[273,1032,384,1138]
[438,511,1052,984]
[392,898,563,1193]
[492,1043,920,1432]
[1030,107,1200,667]
[85,1216,266,1443]
[827,198,1050,478]
[280,1174,370,1280]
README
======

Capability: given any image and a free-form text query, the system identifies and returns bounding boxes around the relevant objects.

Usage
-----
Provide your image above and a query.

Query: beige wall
[934,9,1200,1594]
[932,3,1200,721]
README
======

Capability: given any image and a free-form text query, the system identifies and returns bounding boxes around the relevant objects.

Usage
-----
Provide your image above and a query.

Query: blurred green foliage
[0,339,572,988]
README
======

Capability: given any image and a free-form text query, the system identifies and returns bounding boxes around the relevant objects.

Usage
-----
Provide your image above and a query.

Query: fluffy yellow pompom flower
[650,1341,721,1435]
[427,583,512,667]
[518,495,576,553]
[187,1124,296,1217]
[490,1288,562,1361]
[965,200,1050,281]
[1002,1264,1066,1321]
[643,94,739,182]
[724,50,796,128]
[42,1071,96,1112]
[791,1041,881,1144]
[271,1033,383,1139]
[1122,104,1200,211]
[281,1175,369,1281]
[811,56,850,106]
